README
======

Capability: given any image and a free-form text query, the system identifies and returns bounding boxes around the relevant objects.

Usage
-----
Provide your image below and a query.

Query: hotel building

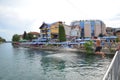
[71,20,106,38]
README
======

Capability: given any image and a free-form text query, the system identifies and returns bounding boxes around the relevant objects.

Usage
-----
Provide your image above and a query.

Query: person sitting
[94,36,105,58]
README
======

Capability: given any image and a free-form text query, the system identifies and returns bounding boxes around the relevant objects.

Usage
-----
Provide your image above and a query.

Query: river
[0,43,113,80]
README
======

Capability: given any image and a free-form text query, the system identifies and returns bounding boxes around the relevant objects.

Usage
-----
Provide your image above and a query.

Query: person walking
[94,36,105,58]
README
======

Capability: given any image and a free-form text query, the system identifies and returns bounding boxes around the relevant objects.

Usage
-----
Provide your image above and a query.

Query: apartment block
[71,20,106,38]
[84,21,91,37]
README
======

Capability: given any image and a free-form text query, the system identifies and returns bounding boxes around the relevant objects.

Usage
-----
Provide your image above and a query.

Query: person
[116,42,120,51]
[94,36,105,58]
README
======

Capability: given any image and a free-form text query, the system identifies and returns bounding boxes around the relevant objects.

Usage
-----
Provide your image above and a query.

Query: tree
[27,33,33,41]
[58,24,66,42]
[0,37,6,42]
[12,34,20,42]
[23,31,28,40]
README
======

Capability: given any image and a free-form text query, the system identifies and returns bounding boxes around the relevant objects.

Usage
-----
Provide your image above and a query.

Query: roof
[19,35,23,37]
[39,22,51,29]
[28,32,40,35]
[39,21,63,29]
[51,21,63,25]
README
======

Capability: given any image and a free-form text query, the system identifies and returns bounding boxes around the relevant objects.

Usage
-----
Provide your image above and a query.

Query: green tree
[23,31,28,40]
[12,34,20,42]
[28,33,33,41]
[0,37,6,42]
[58,24,66,42]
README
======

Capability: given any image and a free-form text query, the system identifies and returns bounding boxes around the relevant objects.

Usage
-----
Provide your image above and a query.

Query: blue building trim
[91,21,95,37]
[80,21,84,38]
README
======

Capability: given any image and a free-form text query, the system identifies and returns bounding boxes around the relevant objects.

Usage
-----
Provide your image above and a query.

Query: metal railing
[103,51,120,80]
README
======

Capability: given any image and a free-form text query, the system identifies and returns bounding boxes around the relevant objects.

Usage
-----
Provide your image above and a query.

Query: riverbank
[12,41,117,54]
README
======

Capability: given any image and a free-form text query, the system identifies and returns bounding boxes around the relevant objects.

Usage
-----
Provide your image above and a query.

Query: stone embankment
[13,42,117,54]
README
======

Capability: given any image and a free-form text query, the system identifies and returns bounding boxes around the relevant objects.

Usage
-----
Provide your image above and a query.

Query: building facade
[39,22,51,39]
[94,20,102,37]
[28,32,40,39]
[50,22,62,39]
[63,23,71,40]
[106,27,116,36]
[84,21,91,37]
[39,21,71,41]
[70,25,81,39]
[71,20,106,38]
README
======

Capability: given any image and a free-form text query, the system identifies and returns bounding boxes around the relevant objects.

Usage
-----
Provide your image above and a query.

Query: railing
[103,51,120,80]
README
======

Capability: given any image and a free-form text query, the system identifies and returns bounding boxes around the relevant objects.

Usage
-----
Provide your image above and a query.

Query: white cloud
[1,0,120,25]
[0,0,120,40]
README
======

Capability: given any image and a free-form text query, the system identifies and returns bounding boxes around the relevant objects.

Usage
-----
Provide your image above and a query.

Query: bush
[116,38,120,42]
[84,40,94,54]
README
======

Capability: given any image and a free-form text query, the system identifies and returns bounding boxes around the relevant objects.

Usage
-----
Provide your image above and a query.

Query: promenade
[14,41,118,55]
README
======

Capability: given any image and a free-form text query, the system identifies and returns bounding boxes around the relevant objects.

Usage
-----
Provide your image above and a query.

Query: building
[39,22,51,39]
[50,21,71,40]
[84,21,91,37]
[39,21,71,41]
[106,27,120,36]
[101,21,106,35]
[63,23,71,40]
[70,25,81,39]
[50,21,62,39]
[28,32,40,39]
[18,31,40,41]
[106,27,116,36]
[71,20,106,38]
[94,20,102,37]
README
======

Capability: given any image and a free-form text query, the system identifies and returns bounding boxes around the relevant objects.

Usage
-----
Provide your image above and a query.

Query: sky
[0,0,120,41]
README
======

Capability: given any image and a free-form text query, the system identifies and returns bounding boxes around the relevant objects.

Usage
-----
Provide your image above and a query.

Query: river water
[0,43,113,80]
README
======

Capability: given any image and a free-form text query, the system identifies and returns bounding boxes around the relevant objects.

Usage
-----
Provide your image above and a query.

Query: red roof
[28,32,40,35]
[19,35,23,37]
